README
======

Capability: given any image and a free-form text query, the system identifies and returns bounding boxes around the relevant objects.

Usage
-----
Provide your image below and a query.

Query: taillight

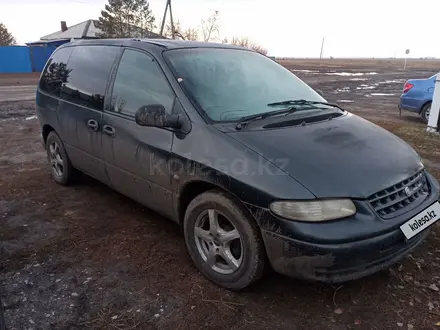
[403,82,414,94]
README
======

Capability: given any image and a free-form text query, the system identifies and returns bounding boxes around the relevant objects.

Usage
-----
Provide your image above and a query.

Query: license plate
[400,202,440,239]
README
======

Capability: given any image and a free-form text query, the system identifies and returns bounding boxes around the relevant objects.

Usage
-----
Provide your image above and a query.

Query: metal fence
[0,40,68,73]
[0,46,32,73]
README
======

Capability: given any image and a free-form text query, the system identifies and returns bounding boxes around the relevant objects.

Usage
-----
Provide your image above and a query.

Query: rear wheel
[46,131,80,185]
[183,190,267,290]
[421,103,431,123]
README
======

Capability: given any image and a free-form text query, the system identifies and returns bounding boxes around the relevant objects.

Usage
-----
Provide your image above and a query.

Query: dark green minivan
[37,38,440,290]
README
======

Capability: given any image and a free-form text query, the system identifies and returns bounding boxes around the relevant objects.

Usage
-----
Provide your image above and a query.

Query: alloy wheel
[194,209,243,274]
[48,141,64,177]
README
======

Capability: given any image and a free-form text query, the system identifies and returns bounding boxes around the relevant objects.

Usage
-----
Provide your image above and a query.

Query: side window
[60,46,119,110]
[110,49,175,116]
[39,47,73,97]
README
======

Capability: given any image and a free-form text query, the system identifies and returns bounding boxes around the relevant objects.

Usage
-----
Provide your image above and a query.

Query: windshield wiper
[267,99,345,111]
[234,100,345,130]
[235,107,298,130]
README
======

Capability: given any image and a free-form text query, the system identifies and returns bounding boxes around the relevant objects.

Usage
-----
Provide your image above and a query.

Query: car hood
[226,113,423,198]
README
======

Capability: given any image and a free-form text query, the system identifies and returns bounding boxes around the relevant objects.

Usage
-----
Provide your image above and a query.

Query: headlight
[270,199,356,222]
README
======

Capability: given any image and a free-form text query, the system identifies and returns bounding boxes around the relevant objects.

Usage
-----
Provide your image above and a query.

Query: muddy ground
[1,59,440,330]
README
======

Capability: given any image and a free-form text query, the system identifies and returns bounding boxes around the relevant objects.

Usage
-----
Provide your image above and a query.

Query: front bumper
[247,171,439,283]
[261,226,429,283]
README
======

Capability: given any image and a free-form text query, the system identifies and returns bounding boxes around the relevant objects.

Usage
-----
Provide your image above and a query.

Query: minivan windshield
[164,48,326,122]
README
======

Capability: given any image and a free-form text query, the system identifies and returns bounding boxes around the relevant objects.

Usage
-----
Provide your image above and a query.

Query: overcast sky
[1,0,438,58]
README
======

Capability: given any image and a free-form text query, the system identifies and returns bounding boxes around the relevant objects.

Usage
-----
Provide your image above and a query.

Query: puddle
[370,93,396,96]
[326,72,378,76]
[335,87,350,93]
[26,115,37,120]
[350,78,369,81]
[291,69,319,74]
[356,84,378,90]
[378,79,405,84]
[337,100,354,103]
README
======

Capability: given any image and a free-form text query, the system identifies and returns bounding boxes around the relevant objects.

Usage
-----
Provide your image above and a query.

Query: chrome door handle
[103,125,115,136]
[87,119,99,131]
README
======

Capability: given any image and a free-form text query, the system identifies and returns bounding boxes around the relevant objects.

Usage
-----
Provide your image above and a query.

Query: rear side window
[39,47,73,97]
[109,49,175,116]
[60,46,119,110]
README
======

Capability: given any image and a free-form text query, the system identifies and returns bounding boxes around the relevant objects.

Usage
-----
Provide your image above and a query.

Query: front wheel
[183,190,267,290]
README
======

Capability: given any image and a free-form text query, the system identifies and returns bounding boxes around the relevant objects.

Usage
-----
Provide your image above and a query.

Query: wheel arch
[420,100,432,113]
[42,124,55,145]
[178,180,241,226]
[179,179,269,289]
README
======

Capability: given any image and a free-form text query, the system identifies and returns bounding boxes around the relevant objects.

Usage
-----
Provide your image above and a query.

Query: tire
[45,131,80,185]
[421,103,431,124]
[183,190,266,290]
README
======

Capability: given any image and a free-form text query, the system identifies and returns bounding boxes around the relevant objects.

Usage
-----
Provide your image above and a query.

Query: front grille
[368,171,430,218]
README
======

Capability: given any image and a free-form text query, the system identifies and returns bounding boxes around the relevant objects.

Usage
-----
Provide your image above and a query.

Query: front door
[58,45,119,185]
[102,48,176,218]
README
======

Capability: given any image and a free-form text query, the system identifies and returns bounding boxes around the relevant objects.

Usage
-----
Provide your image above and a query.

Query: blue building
[26,39,70,72]
[26,20,162,72]
[26,20,101,72]
[1,20,162,73]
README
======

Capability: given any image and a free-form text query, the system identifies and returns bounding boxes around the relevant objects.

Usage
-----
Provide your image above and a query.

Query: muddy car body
[36,39,440,290]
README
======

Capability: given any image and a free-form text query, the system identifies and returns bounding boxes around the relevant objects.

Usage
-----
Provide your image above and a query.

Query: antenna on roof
[159,0,175,39]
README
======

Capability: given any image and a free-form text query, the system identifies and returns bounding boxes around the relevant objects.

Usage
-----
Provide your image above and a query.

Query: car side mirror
[316,89,324,97]
[135,104,182,129]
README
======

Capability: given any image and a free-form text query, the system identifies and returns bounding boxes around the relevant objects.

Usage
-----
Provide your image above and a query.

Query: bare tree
[161,10,219,41]
[160,20,198,40]
[0,22,16,46]
[201,10,220,42]
[176,26,198,41]
[229,37,268,55]
[158,11,268,56]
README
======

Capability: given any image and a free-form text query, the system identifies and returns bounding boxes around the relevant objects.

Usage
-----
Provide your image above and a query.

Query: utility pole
[160,0,175,39]
[404,49,410,70]
[320,37,325,59]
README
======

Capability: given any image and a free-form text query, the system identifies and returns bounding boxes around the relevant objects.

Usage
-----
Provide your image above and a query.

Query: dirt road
[0,73,38,103]
[0,86,37,102]
[1,60,440,330]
